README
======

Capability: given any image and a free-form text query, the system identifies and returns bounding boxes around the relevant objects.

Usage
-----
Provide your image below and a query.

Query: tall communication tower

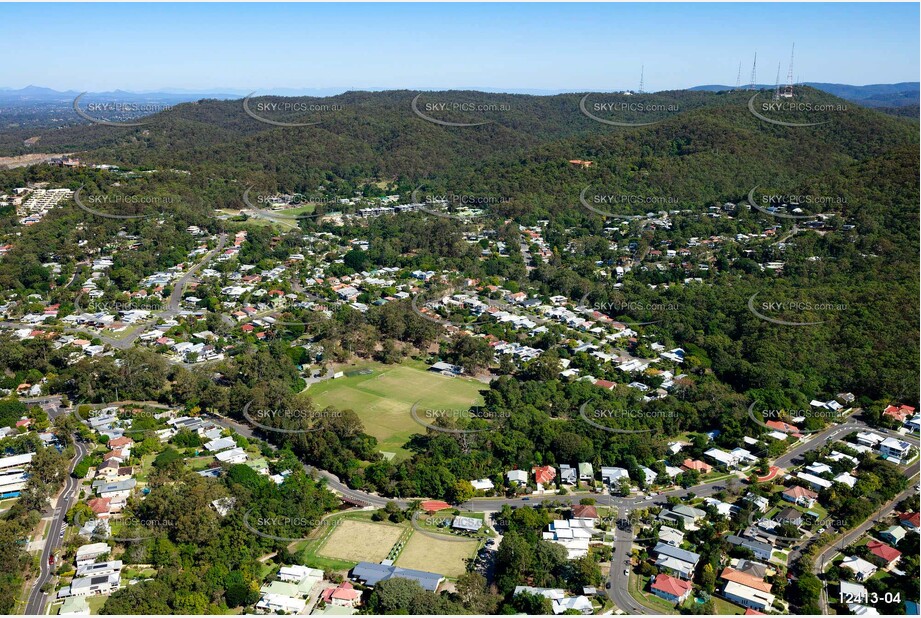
[638,65,645,94]
[735,62,742,89]
[772,62,782,101]
[748,53,757,90]
[782,43,795,98]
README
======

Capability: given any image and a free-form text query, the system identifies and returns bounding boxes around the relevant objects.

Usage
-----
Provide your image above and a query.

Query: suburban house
[75,560,122,579]
[653,543,700,580]
[883,404,915,423]
[726,535,773,561]
[543,518,595,558]
[320,581,362,608]
[839,581,868,605]
[96,479,136,500]
[898,511,920,530]
[506,470,528,486]
[839,556,878,582]
[879,437,913,464]
[215,447,248,464]
[59,573,120,598]
[75,542,110,567]
[470,478,494,491]
[658,526,685,547]
[720,567,775,611]
[681,459,713,474]
[277,565,323,588]
[782,485,818,508]
[866,540,902,568]
[57,596,90,615]
[658,505,706,528]
[855,432,884,448]
[723,581,776,612]
[600,466,630,485]
[512,587,592,616]
[578,462,594,481]
[650,573,693,604]
[532,465,557,487]
[773,506,804,527]
[571,504,598,520]
[880,525,907,545]
[796,472,832,492]
[559,464,577,485]
[704,447,756,469]
[255,592,305,614]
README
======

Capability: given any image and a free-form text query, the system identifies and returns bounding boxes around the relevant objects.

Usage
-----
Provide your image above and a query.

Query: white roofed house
[75,542,110,567]
[543,519,596,559]
[470,478,494,492]
[214,447,248,464]
[840,556,878,582]
[704,447,758,469]
[855,431,884,448]
[506,469,528,485]
[204,436,236,452]
[601,466,630,485]
[796,472,832,492]
[722,580,775,612]
[879,437,913,464]
[657,526,685,547]
[277,564,323,588]
[639,466,658,486]
[834,472,858,488]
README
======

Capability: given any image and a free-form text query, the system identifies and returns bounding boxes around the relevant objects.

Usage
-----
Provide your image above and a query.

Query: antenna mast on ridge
[782,43,795,98]
[735,62,742,89]
[749,53,757,90]
[638,65,645,94]
[772,62,781,101]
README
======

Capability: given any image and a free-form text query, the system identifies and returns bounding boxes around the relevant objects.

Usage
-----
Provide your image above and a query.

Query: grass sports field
[307,362,485,458]
[395,533,479,577]
[317,519,405,563]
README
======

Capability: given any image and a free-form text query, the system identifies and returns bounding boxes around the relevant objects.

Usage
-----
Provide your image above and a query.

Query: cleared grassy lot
[316,518,404,564]
[395,532,479,578]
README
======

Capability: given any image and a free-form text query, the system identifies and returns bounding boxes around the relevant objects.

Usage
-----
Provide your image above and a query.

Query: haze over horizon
[1,3,918,93]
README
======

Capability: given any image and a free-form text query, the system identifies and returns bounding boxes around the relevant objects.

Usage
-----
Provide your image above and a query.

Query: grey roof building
[726,535,774,560]
[653,543,700,566]
[351,562,444,592]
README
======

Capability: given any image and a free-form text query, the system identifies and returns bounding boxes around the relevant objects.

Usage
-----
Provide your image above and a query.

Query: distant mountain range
[690,82,920,108]
[1,82,918,107]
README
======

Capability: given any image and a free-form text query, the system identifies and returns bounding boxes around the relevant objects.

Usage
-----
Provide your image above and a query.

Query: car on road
[623,569,629,576]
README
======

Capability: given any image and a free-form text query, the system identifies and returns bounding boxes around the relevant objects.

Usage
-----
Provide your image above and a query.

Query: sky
[1,3,918,92]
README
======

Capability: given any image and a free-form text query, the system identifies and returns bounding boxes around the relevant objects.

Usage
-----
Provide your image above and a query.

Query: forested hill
[2,88,914,186]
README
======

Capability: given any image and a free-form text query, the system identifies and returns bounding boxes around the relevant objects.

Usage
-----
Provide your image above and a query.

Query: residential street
[24,439,88,616]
